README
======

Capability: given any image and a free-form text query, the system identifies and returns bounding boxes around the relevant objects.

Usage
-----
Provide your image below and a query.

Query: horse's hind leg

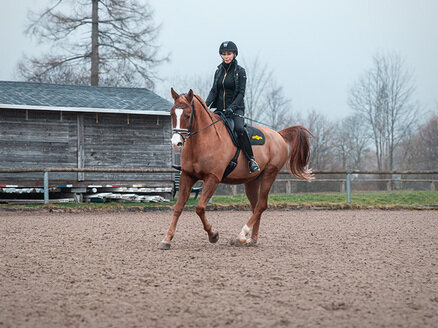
[195,174,220,244]
[159,172,197,250]
[237,167,279,245]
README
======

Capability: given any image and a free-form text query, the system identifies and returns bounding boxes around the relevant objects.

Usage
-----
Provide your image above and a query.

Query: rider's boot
[248,158,260,173]
[238,131,260,173]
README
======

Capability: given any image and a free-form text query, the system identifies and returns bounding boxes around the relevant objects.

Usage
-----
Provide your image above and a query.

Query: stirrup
[248,159,260,173]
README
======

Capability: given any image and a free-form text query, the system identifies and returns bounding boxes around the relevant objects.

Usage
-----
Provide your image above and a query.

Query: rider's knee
[235,126,245,135]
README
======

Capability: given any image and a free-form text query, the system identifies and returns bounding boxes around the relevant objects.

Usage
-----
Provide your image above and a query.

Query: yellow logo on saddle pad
[252,135,263,140]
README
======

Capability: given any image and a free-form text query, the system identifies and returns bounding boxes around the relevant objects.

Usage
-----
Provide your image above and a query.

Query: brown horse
[159,88,313,250]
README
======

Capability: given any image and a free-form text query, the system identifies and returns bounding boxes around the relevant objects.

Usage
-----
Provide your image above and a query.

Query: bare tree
[241,56,273,123]
[160,74,212,102]
[333,114,370,170]
[262,81,292,130]
[301,110,336,170]
[398,112,438,170]
[348,53,417,170]
[18,0,168,88]
[417,115,438,170]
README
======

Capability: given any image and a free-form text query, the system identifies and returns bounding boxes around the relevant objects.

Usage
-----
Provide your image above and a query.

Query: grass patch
[1,191,436,209]
[210,191,438,207]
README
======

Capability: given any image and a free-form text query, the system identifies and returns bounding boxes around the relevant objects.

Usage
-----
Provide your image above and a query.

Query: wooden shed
[0,81,174,201]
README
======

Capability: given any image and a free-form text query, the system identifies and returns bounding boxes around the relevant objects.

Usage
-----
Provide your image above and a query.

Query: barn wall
[0,109,78,181]
[82,112,172,182]
[0,108,172,185]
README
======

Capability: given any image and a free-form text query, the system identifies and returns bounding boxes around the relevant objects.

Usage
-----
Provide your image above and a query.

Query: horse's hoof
[209,231,219,243]
[246,239,258,247]
[158,241,171,250]
[230,238,246,247]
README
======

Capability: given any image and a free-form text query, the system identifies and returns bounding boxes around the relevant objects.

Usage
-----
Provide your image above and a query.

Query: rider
[205,41,260,173]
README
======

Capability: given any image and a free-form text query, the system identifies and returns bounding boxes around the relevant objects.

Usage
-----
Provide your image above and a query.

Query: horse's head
[170,88,195,149]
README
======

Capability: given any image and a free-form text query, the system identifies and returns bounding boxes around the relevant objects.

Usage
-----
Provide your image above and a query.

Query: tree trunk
[91,0,99,86]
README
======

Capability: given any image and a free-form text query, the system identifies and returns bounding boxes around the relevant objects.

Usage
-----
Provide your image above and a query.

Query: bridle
[172,101,195,143]
[172,98,223,145]
[172,101,195,142]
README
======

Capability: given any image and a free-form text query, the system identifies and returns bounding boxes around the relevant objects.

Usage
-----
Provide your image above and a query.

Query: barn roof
[0,81,172,116]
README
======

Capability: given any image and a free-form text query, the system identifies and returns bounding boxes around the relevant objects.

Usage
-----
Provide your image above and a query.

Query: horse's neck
[187,100,223,150]
[194,100,221,138]
[182,100,233,173]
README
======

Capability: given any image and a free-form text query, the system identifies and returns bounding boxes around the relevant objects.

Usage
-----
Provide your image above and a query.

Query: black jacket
[205,59,247,112]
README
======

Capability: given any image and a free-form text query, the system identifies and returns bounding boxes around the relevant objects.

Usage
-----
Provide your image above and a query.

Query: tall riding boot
[238,131,260,173]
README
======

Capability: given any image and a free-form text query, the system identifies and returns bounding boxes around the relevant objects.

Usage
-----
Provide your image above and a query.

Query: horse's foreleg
[159,172,196,250]
[237,168,279,245]
[244,179,261,214]
[195,174,220,244]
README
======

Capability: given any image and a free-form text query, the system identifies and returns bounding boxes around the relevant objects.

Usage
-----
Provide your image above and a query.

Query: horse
[159,88,313,250]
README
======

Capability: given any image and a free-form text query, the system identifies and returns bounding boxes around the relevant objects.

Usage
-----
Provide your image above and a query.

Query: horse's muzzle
[171,128,190,149]
[171,133,184,149]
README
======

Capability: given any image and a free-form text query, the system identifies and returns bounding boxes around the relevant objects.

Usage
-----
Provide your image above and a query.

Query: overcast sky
[1,0,437,119]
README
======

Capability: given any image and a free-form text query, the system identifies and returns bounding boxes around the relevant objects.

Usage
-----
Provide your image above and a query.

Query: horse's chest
[182,152,227,178]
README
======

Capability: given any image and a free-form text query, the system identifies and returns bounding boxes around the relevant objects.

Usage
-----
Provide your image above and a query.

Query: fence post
[44,171,49,204]
[431,181,435,192]
[286,181,291,194]
[387,179,392,192]
[346,172,351,204]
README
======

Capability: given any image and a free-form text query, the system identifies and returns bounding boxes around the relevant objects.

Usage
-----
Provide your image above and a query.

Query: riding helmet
[219,41,238,56]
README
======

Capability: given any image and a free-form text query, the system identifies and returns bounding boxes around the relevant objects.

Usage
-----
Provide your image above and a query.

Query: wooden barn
[0,81,174,202]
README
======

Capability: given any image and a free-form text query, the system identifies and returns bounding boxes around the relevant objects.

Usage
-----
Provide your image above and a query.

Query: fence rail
[0,168,437,204]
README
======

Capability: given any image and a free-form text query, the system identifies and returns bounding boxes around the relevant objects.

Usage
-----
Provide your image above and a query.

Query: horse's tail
[278,126,314,181]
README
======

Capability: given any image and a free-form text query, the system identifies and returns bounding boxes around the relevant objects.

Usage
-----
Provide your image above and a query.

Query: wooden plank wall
[0,108,172,185]
[83,112,172,182]
[0,109,77,181]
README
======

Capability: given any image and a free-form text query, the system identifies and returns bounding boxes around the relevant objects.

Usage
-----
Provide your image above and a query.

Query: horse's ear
[171,88,179,100]
[186,89,194,103]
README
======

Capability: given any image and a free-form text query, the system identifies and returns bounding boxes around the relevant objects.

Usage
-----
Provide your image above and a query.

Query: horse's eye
[184,115,190,119]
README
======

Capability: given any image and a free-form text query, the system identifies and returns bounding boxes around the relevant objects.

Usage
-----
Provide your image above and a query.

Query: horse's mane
[193,94,214,120]
[192,94,221,138]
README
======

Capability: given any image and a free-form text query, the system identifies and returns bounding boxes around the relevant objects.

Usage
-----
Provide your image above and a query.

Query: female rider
[205,41,260,173]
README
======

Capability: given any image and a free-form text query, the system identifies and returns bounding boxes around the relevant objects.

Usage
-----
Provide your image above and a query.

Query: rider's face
[221,51,235,64]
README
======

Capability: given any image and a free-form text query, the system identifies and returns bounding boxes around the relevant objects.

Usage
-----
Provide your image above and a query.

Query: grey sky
[1,0,437,119]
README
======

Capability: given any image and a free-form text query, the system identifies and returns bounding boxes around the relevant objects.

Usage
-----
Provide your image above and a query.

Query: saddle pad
[222,115,266,147]
[247,126,265,146]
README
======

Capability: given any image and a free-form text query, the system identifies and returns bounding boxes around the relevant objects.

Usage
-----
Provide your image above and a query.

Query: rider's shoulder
[236,65,246,78]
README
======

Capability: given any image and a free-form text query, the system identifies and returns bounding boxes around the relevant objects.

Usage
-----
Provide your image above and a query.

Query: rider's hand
[225,108,233,117]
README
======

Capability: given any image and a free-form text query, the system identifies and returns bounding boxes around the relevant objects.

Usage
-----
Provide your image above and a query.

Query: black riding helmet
[219,41,238,56]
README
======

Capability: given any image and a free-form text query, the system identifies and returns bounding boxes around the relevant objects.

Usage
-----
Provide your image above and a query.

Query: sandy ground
[0,209,437,327]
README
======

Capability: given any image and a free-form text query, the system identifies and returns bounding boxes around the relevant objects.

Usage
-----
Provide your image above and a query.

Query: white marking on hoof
[238,224,252,242]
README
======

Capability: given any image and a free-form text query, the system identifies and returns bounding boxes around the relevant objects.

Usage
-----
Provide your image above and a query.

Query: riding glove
[225,108,233,117]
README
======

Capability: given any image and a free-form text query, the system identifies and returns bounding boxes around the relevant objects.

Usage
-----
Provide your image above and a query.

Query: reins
[189,117,223,136]
[190,94,222,136]
[232,113,274,129]
[172,94,273,145]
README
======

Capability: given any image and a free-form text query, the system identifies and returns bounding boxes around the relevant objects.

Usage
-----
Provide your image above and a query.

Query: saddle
[220,114,265,179]
[221,115,266,147]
